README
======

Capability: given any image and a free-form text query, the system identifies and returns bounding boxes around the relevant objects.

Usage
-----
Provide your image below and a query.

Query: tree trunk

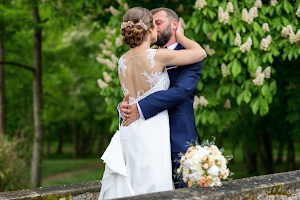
[31,3,44,187]
[0,29,5,135]
[72,119,77,159]
[286,135,295,171]
[276,139,285,165]
[258,130,274,174]
[57,130,64,154]
[243,142,258,174]
[46,130,50,159]
[24,85,31,152]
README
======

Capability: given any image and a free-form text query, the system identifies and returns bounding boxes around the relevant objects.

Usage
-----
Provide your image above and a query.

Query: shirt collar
[166,42,178,50]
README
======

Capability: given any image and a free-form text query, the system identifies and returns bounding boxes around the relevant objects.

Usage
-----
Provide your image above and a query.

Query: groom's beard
[155,23,172,47]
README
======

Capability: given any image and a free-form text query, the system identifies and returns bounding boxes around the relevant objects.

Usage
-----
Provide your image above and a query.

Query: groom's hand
[122,103,140,126]
[120,94,131,120]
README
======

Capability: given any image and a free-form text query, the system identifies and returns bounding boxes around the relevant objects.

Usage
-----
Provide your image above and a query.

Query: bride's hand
[175,21,184,41]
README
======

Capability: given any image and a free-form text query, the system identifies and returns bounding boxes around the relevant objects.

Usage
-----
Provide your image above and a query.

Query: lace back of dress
[118,49,168,101]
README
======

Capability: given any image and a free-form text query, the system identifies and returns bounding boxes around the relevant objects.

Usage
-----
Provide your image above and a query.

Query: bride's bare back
[119,47,166,99]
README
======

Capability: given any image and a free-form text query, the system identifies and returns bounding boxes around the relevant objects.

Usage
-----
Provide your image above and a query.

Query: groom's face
[153,11,173,47]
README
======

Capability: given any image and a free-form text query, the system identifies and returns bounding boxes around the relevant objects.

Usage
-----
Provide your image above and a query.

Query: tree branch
[0,61,34,71]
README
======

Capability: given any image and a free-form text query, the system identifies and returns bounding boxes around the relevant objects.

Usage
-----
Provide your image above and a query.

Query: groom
[120,7,203,188]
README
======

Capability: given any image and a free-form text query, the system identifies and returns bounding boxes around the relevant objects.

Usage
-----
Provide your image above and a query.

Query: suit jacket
[139,43,202,153]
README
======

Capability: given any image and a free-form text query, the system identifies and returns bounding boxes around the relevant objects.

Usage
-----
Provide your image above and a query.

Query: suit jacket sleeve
[138,61,202,120]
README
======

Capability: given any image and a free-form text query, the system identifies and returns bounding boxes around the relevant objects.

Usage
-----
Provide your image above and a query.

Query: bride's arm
[155,22,206,69]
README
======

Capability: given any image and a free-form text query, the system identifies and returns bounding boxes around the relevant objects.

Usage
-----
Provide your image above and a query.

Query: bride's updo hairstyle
[121,7,154,48]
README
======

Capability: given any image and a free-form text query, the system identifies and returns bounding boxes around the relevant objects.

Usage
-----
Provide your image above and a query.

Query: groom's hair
[151,8,179,22]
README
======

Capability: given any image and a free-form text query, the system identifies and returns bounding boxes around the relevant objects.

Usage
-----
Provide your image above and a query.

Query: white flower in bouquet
[207,165,219,176]
[254,0,262,8]
[176,138,233,188]
[262,23,270,33]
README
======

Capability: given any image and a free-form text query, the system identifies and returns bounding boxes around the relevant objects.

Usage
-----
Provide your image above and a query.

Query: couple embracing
[98,6,207,200]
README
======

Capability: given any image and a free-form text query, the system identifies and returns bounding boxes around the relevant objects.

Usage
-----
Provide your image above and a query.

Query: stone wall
[1,170,300,200]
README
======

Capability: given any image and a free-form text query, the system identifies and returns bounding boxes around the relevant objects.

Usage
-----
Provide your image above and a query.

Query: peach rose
[209,160,214,166]
[188,181,193,188]
[202,163,209,169]
[207,175,213,182]
[197,182,203,187]
[186,153,193,159]
[204,183,210,187]
[217,159,222,166]
[201,156,207,162]
[200,176,206,183]
[212,150,218,155]
[188,146,195,152]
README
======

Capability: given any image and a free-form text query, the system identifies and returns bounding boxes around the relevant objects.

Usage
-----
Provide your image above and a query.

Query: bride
[98,7,206,200]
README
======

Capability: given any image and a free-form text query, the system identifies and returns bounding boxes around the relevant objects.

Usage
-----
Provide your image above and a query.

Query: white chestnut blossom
[296,5,300,17]
[218,7,229,25]
[193,95,201,109]
[97,78,108,89]
[253,73,265,85]
[250,6,258,18]
[262,23,270,33]
[206,32,212,40]
[254,0,263,8]
[289,29,300,44]
[226,2,234,13]
[203,44,215,56]
[179,17,186,29]
[260,35,272,51]
[111,54,119,64]
[177,4,184,13]
[199,96,209,107]
[270,0,277,7]
[239,37,252,52]
[106,59,117,71]
[242,8,253,24]
[221,63,231,77]
[115,35,124,47]
[195,0,207,10]
[103,72,112,83]
[124,3,130,11]
[103,50,112,57]
[224,99,231,110]
[99,43,107,50]
[281,25,293,38]
[96,57,108,65]
[104,39,113,49]
[234,33,241,46]
[109,6,120,16]
[263,66,271,78]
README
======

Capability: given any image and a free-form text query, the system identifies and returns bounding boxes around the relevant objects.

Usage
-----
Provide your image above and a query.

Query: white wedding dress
[98,49,173,200]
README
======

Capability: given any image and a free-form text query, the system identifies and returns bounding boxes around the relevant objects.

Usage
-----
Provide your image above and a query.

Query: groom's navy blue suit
[138,43,202,188]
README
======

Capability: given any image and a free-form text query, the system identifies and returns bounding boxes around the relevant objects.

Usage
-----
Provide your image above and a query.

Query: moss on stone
[27,194,71,200]
[268,184,290,197]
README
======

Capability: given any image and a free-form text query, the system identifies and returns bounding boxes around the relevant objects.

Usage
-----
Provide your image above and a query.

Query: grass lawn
[42,168,104,187]
[42,159,101,177]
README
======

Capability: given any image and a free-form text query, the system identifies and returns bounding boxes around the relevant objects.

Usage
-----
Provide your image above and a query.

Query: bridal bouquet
[176,138,233,188]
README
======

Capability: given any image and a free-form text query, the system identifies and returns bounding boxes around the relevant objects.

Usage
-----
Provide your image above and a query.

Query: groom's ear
[171,19,179,30]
